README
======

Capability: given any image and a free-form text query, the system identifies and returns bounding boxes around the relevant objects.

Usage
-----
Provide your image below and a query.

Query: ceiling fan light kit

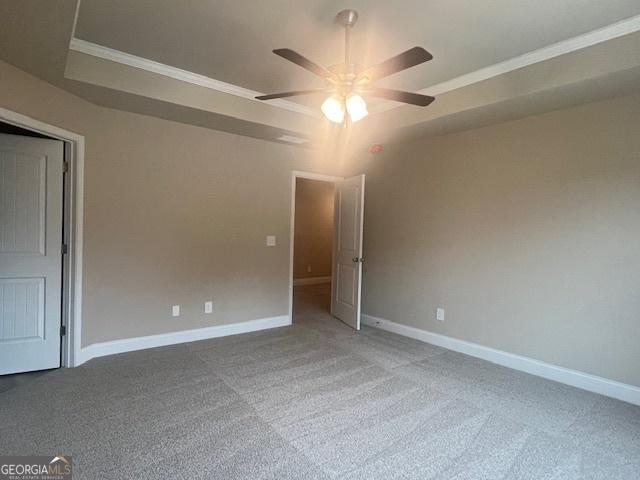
[321,93,369,124]
[256,9,436,124]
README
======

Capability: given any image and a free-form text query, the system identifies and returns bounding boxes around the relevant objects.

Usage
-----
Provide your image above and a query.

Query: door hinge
[61,325,66,336]
[61,243,68,254]
[63,161,69,173]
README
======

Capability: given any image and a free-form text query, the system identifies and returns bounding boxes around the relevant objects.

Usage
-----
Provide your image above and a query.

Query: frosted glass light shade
[346,94,368,122]
[321,95,345,123]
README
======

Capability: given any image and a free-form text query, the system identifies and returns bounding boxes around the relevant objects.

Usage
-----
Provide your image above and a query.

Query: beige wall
[347,93,640,387]
[0,60,339,346]
[4,57,640,387]
[293,178,334,280]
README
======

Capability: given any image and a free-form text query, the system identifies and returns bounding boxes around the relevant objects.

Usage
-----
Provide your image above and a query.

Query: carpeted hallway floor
[1,283,639,479]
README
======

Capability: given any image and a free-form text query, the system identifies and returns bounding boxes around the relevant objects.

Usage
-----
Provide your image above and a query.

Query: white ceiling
[75,0,640,103]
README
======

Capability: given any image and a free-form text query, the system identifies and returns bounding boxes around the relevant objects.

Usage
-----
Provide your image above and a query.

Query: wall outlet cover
[436,307,445,321]
[172,305,180,317]
[266,235,276,246]
[205,301,213,314]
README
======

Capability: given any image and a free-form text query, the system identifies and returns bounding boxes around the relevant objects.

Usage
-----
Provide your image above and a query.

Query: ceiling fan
[256,9,435,124]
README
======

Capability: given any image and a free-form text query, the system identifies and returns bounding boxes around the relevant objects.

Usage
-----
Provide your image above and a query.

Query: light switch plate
[172,305,180,317]
[436,307,445,322]
[266,235,276,246]
[205,301,213,314]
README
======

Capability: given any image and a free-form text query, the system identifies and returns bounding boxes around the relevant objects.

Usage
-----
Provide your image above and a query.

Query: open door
[0,133,64,374]
[331,174,365,330]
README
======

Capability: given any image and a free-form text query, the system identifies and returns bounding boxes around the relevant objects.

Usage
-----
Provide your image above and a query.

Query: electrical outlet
[266,235,276,246]
[204,301,213,314]
[172,305,180,317]
[436,307,445,322]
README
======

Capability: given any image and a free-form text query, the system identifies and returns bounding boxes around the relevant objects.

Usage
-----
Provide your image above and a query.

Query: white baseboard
[293,276,332,286]
[362,314,640,406]
[77,315,290,365]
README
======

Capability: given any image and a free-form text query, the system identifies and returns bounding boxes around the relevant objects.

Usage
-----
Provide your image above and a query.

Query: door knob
[352,257,365,263]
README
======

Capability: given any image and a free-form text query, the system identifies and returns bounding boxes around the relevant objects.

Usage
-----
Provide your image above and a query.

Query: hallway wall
[293,178,335,281]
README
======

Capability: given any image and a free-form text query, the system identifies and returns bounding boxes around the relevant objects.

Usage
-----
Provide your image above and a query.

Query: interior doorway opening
[0,108,85,371]
[289,171,365,331]
[0,121,65,375]
[292,177,336,320]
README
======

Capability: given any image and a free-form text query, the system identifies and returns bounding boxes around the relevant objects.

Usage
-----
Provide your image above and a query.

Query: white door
[331,174,365,330]
[0,133,64,375]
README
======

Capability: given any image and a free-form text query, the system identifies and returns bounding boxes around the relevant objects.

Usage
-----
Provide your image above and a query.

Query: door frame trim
[0,107,84,368]
[289,171,343,323]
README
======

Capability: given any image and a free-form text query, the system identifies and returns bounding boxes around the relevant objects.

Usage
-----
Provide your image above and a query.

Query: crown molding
[70,13,640,119]
[70,0,81,39]
[68,37,320,118]
[373,14,640,114]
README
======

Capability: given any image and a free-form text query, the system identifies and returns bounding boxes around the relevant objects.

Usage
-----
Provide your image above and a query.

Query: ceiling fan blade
[359,47,433,82]
[367,88,435,106]
[273,49,335,79]
[256,89,327,101]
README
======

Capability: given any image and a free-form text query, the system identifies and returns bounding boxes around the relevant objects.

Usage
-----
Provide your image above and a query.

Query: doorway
[289,171,365,330]
[0,109,84,372]
[292,176,336,321]
[0,125,64,374]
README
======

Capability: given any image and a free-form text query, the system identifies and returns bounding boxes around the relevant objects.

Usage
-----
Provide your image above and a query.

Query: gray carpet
[1,284,639,479]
